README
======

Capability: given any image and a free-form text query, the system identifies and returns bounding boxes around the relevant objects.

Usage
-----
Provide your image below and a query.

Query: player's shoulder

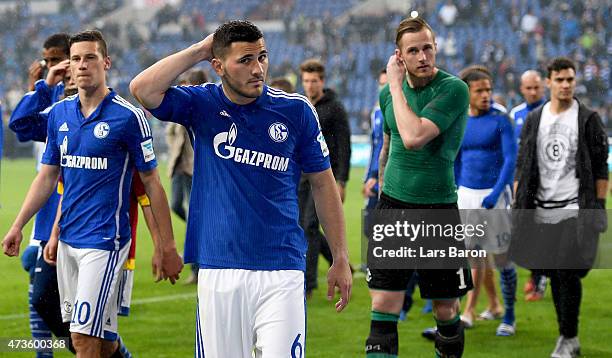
[111,94,146,120]
[437,70,469,93]
[179,82,216,93]
[509,102,527,118]
[266,86,316,116]
[491,102,508,115]
[379,83,391,98]
[44,94,78,115]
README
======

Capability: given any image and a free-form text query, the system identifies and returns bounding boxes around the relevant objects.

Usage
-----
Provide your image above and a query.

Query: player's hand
[386,54,406,88]
[28,60,45,90]
[327,258,352,312]
[195,33,214,62]
[45,59,70,87]
[2,227,24,257]
[481,192,499,209]
[161,247,183,284]
[151,246,164,282]
[43,234,59,265]
[363,178,378,198]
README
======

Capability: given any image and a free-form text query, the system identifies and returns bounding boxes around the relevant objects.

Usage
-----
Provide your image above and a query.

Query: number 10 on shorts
[71,300,91,325]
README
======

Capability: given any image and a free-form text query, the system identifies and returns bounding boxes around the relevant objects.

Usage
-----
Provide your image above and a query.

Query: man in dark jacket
[511,57,608,358]
[299,58,351,296]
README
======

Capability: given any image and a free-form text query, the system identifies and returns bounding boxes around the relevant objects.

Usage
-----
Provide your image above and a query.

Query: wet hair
[459,65,492,86]
[212,20,263,59]
[395,16,436,47]
[546,57,576,78]
[69,30,108,57]
[43,33,70,56]
[299,58,325,80]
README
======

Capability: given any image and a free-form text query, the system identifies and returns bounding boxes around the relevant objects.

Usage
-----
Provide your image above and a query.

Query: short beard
[222,73,262,101]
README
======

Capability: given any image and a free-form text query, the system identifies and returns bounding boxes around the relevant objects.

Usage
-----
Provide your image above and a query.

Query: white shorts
[458,186,512,255]
[117,269,134,316]
[196,269,306,358]
[57,240,130,340]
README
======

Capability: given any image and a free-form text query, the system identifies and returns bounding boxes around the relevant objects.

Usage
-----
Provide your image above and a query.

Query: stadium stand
[0,0,609,144]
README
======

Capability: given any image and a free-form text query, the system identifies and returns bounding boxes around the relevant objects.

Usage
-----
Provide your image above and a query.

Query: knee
[101,339,119,358]
[71,332,100,353]
[433,299,459,321]
[371,292,404,314]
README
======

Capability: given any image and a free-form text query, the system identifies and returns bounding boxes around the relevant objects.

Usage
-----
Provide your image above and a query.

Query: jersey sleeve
[380,85,391,135]
[9,80,58,142]
[123,109,158,172]
[420,79,469,133]
[40,108,60,166]
[147,85,205,126]
[296,101,331,173]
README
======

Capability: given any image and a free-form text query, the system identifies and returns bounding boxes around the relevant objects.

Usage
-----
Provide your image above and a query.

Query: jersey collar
[217,83,269,111]
[527,98,545,111]
[75,88,116,125]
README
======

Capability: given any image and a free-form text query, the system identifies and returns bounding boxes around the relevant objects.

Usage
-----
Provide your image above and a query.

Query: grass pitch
[1,158,611,357]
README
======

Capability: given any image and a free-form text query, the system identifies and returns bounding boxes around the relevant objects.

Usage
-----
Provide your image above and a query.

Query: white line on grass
[0,292,196,320]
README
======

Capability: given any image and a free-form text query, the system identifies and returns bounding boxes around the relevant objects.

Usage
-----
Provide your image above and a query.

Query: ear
[394,48,402,61]
[545,77,551,89]
[211,58,224,76]
[104,56,111,71]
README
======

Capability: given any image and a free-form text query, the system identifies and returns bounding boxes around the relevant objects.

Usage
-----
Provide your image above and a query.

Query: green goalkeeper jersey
[380,69,469,204]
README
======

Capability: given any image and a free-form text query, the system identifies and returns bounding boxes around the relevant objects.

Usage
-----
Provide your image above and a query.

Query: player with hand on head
[365,16,471,358]
[130,20,352,357]
[3,30,182,357]
[8,32,72,357]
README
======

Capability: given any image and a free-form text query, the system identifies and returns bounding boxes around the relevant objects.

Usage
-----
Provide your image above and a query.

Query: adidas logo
[59,122,69,132]
[219,110,231,118]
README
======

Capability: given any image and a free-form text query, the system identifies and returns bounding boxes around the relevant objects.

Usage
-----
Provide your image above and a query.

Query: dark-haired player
[131,20,352,357]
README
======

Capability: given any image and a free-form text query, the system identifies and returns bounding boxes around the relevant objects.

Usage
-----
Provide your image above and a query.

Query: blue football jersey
[8,79,64,242]
[455,103,517,190]
[509,99,545,142]
[10,80,65,142]
[149,83,330,271]
[41,91,157,251]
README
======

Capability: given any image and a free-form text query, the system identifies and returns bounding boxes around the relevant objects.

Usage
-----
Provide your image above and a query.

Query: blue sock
[116,335,132,358]
[500,266,517,325]
[29,282,53,358]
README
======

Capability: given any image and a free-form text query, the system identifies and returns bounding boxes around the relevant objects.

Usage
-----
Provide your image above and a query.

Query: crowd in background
[0,0,610,154]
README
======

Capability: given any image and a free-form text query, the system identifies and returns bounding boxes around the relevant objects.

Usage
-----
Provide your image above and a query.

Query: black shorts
[366,193,473,299]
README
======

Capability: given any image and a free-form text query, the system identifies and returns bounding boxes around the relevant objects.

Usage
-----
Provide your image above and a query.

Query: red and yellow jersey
[125,169,150,270]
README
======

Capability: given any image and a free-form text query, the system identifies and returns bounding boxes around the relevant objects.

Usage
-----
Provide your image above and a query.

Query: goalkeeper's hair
[212,20,263,59]
[395,17,436,47]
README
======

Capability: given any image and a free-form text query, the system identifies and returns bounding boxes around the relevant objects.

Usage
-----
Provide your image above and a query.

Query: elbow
[402,137,425,150]
[128,78,142,99]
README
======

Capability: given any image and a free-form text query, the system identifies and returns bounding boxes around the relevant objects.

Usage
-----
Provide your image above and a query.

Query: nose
[78,59,87,70]
[252,61,264,76]
[417,50,427,61]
